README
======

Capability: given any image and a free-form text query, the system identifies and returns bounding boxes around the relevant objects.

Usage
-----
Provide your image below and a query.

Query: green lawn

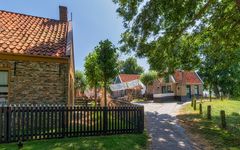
[131,99,145,103]
[0,133,148,150]
[178,99,240,149]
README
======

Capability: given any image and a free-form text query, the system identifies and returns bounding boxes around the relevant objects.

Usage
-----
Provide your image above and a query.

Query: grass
[0,133,148,150]
[178,98,240,149]
[131,99,145,103]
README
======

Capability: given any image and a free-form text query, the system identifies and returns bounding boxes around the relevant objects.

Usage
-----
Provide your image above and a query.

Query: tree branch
[236,0,240,10]
[171,0,213,42]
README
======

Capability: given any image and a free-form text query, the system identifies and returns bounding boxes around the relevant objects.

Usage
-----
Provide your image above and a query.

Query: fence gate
[0,105,144,143]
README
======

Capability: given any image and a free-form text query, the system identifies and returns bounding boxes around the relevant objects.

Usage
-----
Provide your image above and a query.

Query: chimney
[59,6,68,22]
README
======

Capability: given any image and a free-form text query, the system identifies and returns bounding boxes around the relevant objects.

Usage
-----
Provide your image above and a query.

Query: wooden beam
[0,53,69,64]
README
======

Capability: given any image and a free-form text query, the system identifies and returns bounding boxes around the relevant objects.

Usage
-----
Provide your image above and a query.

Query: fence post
[220,110,226,129]
[62,105,65,138]
[191,99,193,107]
[207,105,211,120]
[103,107,108,134]
[140,106,144,133]
[199,103,202,115]
[193,99,197,111]
[5,106,11,143]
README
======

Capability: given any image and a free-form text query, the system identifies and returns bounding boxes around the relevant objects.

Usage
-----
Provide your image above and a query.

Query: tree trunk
[236,0,240,10]
[209,84,212,102]
[145,84,148,100]
[94,86,97,107]
[104,81,107,107]
[213,85,220,98]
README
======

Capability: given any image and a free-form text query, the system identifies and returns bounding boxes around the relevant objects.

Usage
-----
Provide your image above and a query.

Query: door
[186,85,191,98]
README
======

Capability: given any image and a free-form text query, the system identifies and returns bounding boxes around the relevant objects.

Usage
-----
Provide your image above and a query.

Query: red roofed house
[151,70,203,102]
[111,74,144,99]
[0,6,75,105]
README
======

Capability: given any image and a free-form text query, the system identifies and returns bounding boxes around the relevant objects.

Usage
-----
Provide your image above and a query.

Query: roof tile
[174,71,202,84]
[119,74,140,83]
[0,10,68,57]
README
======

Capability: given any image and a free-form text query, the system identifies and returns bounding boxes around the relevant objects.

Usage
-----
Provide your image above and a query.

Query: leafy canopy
[84,51,101,89]
[119,57,144,74]
[113,0,240,74]
[95,39,119,106]
[96,40,119,83]
[140,71,158,86]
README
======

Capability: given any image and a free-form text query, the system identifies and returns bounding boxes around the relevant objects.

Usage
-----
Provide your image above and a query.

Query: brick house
[111,74,145,99]
[0,6,75,105]
[150,70,203,102]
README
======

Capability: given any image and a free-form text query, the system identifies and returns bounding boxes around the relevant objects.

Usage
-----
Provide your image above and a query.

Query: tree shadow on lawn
[0,134,148,150]
[145,111,202,150]
[177,112,240,150]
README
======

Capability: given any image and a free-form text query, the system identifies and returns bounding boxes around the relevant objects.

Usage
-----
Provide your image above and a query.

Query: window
[194,85,199,95]
[162,86,167,93]
[0,71,8,104]
[162,85,172,93]
[167,85,171,93]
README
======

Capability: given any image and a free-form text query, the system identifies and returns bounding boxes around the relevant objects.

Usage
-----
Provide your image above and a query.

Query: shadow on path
[142,102,202,150]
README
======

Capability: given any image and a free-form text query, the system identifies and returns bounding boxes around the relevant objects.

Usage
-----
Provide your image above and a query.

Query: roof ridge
[0,9,66,23]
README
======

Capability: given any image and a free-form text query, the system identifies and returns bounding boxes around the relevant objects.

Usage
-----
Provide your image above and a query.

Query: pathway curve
[136,101,198,150]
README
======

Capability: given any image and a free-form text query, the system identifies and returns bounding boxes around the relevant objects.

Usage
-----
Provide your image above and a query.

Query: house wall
[152,77,176,94]
[179,84,203,96]
[0,60,69,104]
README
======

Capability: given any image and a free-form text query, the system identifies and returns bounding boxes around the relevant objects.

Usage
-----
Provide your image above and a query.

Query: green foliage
[199,49,240,97]
[84,51,101,102]
[113,0,240,96]
[140,71,158,86]
[75,70,87,93]
[95,39,119,106]
[119,57,144,74]
[84,51,101,89]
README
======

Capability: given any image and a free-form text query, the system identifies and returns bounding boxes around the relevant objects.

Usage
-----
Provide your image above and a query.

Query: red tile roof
[0,10,68,57]
[174,71,202,84]
[119,74,140,83]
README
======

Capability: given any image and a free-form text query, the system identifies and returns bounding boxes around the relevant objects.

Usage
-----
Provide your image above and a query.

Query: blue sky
[0,0,149,71]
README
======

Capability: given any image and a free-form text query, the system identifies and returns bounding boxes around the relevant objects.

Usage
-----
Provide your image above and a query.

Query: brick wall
[0,60,69,104]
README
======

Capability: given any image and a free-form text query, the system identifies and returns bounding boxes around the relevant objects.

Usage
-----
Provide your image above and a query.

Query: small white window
[194,85,199,95]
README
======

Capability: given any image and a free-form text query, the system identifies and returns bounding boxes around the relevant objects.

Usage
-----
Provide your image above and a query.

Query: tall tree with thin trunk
[96,40,119,107]
[84,51,101,104]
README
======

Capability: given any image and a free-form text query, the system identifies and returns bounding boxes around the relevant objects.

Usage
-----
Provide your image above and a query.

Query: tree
[113,0,240,74]
[96,40,119,106]
[84,51,101,102]
[140,71,158,98]
[75,70,87,94]
[119,57,144,74]
[199,48,240,99]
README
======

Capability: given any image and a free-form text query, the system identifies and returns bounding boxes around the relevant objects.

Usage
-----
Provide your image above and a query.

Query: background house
[111,74,145,100]
[151,70,203,102]
[0,6,75,105]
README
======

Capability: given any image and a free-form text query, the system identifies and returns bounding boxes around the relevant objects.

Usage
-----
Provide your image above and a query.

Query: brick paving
[136,101,197,150]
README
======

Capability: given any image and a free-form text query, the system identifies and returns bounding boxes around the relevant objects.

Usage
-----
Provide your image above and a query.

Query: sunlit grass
[0,133,148,150]
[178,98,240,149]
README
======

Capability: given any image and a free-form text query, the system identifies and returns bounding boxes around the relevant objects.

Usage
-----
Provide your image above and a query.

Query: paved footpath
[136,101,198,150]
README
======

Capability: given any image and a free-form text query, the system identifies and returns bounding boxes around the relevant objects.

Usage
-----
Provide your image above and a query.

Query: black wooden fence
[0,105,144,143]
